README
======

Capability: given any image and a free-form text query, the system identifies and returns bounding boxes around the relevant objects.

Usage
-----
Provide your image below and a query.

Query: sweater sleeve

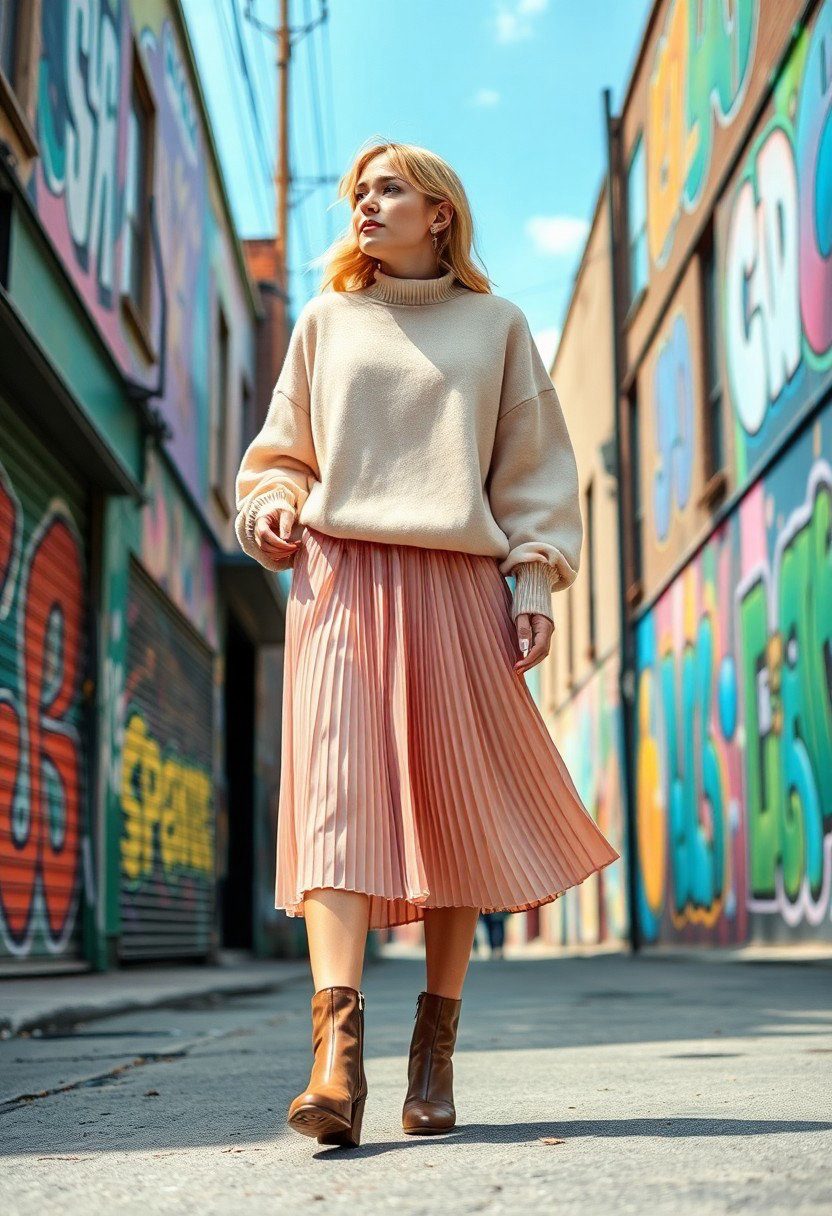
[486,310,583,622]
[234,308,320,572]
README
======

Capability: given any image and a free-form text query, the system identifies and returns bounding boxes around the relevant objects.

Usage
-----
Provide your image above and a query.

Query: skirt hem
[276,849,618,931]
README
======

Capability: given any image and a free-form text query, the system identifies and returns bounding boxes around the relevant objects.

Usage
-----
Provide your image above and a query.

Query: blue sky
[183,0,651,364]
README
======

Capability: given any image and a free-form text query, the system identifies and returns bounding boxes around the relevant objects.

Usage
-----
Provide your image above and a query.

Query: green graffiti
[685,0,758,208]
[740,481,832,902]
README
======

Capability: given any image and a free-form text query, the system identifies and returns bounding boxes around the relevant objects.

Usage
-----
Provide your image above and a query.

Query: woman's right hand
[253,506,300,562]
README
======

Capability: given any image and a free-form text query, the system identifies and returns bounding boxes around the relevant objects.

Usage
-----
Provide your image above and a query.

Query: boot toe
[402,1099,456,1133]
[289,1089,351,1124]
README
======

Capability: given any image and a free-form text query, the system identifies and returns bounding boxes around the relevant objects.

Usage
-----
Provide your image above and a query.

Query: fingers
[513,612,554,675]
[254,510,299,559]
[275,507,295,541]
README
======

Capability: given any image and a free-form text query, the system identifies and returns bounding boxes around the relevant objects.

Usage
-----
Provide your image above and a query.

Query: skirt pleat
[276,526,620,930]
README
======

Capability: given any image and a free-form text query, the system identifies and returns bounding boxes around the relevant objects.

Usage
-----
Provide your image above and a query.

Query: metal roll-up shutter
[0,394,91,969]
[119,560,216,960]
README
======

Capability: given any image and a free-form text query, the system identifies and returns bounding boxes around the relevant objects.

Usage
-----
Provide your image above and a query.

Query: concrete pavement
[2,949,830,1214]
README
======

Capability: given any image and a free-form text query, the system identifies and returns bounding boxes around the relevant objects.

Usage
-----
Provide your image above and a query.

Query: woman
[235,139,620,1149]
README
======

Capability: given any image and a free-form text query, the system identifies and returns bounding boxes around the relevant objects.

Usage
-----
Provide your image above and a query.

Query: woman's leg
[422,905,480,998]
[303,888,371,991]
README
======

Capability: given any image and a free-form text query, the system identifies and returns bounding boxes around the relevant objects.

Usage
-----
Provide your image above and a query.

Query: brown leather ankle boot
[402,989,462,1134]
[287,985,368,1147]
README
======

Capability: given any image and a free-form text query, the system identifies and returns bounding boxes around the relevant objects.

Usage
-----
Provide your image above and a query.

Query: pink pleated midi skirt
[275,525,620,931]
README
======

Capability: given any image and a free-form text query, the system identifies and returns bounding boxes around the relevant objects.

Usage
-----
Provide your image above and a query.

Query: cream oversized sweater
[234,265,583,621]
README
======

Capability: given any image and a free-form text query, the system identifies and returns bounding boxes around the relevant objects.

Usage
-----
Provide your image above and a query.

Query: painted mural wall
[634,0,832,945]
[29,0,252,507]
[546,654,629,945]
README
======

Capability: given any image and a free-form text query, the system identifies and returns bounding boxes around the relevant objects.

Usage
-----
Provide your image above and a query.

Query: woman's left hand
[513,612,554,675]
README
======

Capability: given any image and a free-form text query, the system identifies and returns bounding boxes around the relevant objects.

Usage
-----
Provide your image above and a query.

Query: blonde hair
[314,138,492,295]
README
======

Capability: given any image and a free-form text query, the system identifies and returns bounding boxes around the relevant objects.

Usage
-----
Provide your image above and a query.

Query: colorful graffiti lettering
[635,416,832,943]
[648,0,758,268]
[0,464,85,957]
[120,711,213,881]
[32,3,227,504]
[652,311,695,542]
[636,545,744,941]
[737,462,832,927]
[723,2,832,480]
[37,0,126,322]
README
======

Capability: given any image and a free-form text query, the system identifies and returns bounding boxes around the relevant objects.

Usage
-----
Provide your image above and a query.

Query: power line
[217,0,274,229]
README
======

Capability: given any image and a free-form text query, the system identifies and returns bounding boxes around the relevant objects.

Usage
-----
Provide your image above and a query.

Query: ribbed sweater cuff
[244,488,296,540]
[511,561,559,621]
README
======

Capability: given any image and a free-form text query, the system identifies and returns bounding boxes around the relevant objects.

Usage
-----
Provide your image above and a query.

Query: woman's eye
[355,185,398,201]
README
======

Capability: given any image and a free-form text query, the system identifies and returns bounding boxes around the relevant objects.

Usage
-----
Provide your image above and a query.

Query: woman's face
[354,154,449,260]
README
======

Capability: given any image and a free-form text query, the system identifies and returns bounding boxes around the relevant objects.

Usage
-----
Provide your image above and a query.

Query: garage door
[119,560,216,960]
[0,394,91,968]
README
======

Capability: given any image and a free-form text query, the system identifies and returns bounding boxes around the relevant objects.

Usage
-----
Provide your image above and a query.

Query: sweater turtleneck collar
[361,265,464,306]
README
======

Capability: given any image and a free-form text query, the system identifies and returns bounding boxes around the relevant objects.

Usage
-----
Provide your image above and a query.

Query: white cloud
[493,0,549,43]
[533,325,562,369]
[526,214,590,256]
[471,88,501,107]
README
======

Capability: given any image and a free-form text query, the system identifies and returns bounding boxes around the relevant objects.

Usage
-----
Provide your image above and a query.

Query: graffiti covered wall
[30,0,251,505]
[635,408,831,944]
[0,400,90,963]
[118,562,215,958]
[633,0,832,946]
[545,654,629,945]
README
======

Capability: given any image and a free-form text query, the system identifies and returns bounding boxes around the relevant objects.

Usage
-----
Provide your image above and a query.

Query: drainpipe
[603,87,641,954]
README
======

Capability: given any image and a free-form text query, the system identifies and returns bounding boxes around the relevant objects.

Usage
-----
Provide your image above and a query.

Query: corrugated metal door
[0,395,91,968]
[119,561,215,960]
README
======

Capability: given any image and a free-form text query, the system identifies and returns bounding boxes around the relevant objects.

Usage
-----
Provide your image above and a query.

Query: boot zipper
[358,990,365,1011]
[414,992,423,1020]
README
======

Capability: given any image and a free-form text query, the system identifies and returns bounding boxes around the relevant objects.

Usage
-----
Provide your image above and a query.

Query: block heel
[318,1092,366,1147]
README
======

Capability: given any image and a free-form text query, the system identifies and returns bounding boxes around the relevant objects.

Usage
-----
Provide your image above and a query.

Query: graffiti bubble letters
[648,0,758,269]
[738,463,832,927]
[39,0,121,303]
[0,467,85,956]
[120,712,213,882]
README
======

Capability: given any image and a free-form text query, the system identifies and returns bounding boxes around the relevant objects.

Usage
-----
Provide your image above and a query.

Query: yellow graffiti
[120,713,213,881]
[647,0,691,267]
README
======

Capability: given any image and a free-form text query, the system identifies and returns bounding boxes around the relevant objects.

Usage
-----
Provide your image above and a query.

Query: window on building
[628,388,643,591]
[701,222,726,480]
[0,3,39,158]
[626,132,648,306]
[212,305,231,512]
[120,44,155,355]
[0,0,19,83]
[585,477,596,660]
[122,84,152,307]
